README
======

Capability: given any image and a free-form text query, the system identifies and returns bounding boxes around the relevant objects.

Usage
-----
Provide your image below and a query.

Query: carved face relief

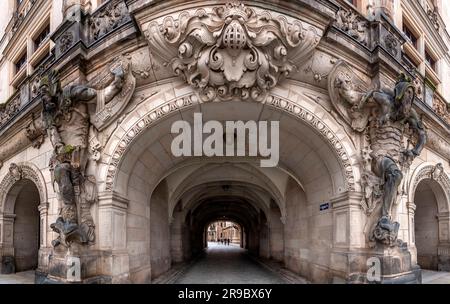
[328,61,371,132]
[146,2,322,101]
[9,163,22,182]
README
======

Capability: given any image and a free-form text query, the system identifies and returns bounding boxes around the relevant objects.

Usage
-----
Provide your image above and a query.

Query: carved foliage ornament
[146,2,321,102]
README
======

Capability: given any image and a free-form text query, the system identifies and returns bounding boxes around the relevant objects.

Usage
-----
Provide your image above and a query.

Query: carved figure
[329,63,427,246]
[40,64,128,248]
[360,74,426,245]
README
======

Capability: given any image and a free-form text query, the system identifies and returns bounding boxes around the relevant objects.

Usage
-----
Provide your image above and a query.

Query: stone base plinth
[36,248,130,284]
[342,243,422,284]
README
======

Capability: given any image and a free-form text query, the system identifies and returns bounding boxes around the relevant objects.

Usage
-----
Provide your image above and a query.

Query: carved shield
[89,58,136,131]
[328,61,371,132]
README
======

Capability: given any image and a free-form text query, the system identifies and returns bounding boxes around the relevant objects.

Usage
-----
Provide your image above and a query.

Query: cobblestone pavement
[0,270,35,284]
[174,243,288,284]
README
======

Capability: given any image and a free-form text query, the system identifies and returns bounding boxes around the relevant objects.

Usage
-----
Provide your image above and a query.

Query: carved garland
[104,93,356,193]
[0,162,48,210]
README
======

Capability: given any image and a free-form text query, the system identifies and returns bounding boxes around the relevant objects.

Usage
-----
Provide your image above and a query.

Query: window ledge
[425,64,440,85]
[10,66,27,88]
[30,39,50,67]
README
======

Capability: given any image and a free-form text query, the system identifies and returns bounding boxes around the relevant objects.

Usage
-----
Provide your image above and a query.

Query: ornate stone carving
[89,56,136,131]
[26,114,45,149]
[427,7,440,30]
[89,0,129,42]
[329,65,427,247]
[329,61,371,132]
[432,163,444,180]
[433,97,450,125]
[146,2,321,102]
[39,63,132,248]
[0,97,21,129]
[335,8,368,45]
[383,33,398,56]
[59,32,74,54]
[8,163,22,181]
[40,71,97,248]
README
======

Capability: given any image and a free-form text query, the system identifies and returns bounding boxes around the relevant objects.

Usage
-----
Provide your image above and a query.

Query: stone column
[369,0,395,20]
[38,202,49,248]
[36,202,50,276]
[406,201,417,264]
[97,191,130,283]
[63,0,91,21]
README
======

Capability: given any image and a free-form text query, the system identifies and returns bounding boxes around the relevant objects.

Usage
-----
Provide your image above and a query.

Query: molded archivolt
[0,162,48,212]
[99,82,360,198]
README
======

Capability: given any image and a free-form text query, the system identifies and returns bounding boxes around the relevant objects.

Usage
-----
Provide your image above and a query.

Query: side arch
[408,162,450,213]
[0,162,48,212]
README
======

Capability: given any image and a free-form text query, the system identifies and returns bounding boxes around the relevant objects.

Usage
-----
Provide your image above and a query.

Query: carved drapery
[145,2,321,102]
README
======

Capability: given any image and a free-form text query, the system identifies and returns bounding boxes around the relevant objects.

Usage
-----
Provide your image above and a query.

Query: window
[425,83,434,107]
[425,50,436,71]
[34,24,50,50]
[15,53,27,73]
[403,23,417,49]
[346,0,356,5]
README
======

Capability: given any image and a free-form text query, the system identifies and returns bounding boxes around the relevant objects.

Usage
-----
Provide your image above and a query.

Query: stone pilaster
[97,191,130,283]
[437,211,450,271]
[0,213,15,274]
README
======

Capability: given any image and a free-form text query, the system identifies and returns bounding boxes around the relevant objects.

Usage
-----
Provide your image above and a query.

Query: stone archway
[409,163,450,271]
[0,162,48,274]
[95,81,362,283]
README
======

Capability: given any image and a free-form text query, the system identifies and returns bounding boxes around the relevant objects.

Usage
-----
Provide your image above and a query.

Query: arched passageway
[414,179,446,271]
[6,180,41,272]
[106,98,357,283]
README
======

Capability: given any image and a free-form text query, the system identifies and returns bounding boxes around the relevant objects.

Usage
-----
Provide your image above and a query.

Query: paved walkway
[1,254,450,284]
[0,270,35,284]
[422,269,450,284]
[174,243,287,284]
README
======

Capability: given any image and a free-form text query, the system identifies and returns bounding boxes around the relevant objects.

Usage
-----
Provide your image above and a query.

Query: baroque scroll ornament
[146,2,321,101]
